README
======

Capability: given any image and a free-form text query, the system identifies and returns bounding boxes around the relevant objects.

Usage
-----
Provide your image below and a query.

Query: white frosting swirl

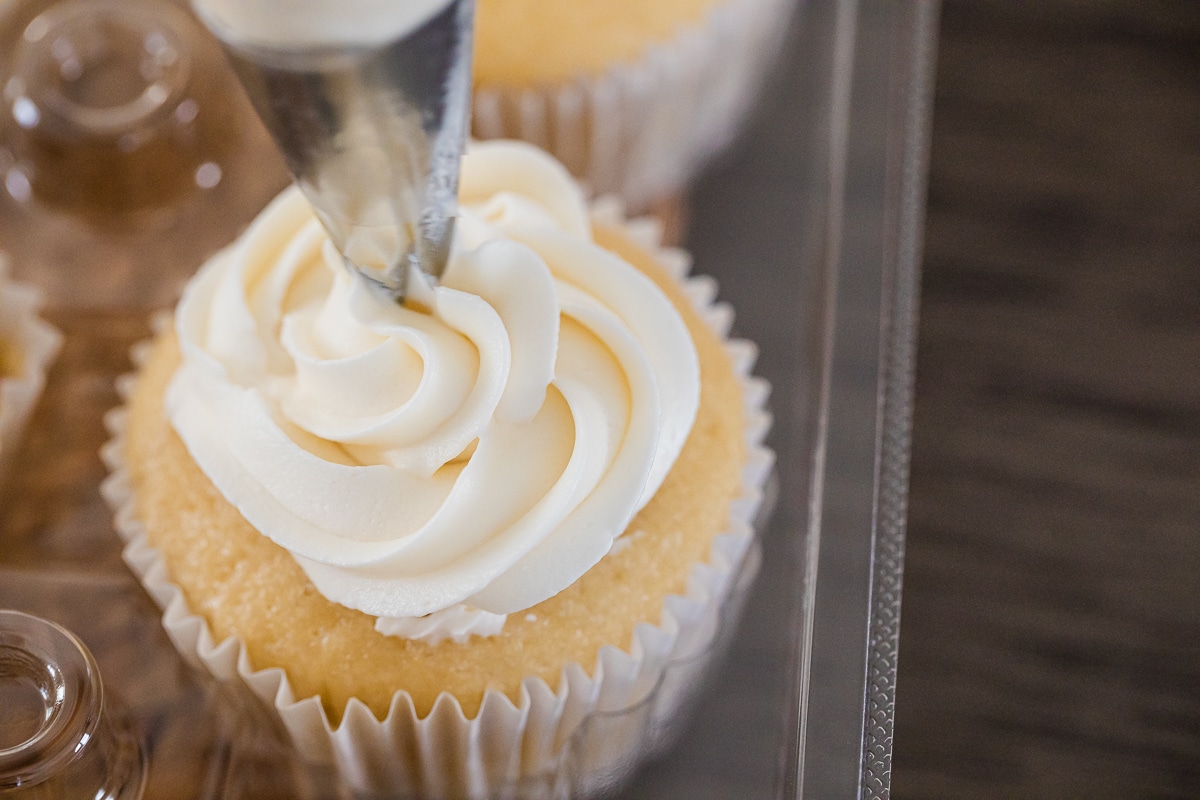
[192,0,454,48]
[167,140,700,627]
[374,605,506,645]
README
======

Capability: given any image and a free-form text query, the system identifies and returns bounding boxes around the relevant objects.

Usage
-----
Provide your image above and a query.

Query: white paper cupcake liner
[0,256,63,476]
[472,0,799,212]
[100,203,775,799]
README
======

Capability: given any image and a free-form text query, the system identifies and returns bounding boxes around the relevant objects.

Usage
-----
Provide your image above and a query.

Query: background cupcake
[472,0,799,212]
[103,142,773,797]
[0,255,62,475]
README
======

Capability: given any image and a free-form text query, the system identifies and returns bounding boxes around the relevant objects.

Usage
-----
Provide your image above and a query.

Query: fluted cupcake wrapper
[100,201,775,799]
[472,0,799,212]
[0,257,63,476]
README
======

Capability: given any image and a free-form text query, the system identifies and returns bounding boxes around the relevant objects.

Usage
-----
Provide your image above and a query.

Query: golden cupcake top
[474,0,725,87]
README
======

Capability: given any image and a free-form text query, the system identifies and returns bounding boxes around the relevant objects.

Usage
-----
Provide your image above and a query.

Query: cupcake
[102,140,772,797]
[0,256,62,473]
[472,0,798,211]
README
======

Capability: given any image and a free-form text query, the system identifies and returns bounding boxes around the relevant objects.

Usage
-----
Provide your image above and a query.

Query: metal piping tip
[194,0,474,302]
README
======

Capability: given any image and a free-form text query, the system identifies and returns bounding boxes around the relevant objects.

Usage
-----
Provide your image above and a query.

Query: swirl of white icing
[167,140,700,623]
[192,0,454,48]
[374,605,507,645]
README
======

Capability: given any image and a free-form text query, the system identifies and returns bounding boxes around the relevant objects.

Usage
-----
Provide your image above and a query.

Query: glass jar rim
[8,0,196,138]
[0,609,104,788]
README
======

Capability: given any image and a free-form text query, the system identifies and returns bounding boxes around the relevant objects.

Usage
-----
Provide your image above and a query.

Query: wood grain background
[892,2,1200,798]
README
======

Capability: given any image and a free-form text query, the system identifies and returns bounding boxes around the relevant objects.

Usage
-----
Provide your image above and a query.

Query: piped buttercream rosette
[162,140,701,631]
[102,141,774,797]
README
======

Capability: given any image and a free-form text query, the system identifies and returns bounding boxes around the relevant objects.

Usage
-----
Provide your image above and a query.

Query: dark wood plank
[893,2,1200,798]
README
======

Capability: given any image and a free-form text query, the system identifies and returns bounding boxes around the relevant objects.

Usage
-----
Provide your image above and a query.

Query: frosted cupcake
[103,141,772,797]
[0,257,62,474]
[472,0,798,211]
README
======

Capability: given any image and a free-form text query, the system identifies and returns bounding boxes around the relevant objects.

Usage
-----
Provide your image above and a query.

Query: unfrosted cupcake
[472,0,798,211]
[103,141,772,797]
[0,257,62,473]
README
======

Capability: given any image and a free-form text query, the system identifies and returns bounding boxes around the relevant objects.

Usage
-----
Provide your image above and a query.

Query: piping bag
[190,0,474,302]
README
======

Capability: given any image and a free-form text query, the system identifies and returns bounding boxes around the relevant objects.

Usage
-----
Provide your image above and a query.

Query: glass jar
[0,609,146,800]
[0,0,288,309]
[1,0,227,218]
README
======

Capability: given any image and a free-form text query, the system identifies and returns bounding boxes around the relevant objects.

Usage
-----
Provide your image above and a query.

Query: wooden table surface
[892,2,1200,798]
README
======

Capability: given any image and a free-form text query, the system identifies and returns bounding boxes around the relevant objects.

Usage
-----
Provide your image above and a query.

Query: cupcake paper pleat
[0,258,63,476]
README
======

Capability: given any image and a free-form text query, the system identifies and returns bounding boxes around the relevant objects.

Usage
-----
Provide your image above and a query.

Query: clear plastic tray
[0,0,936,796]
